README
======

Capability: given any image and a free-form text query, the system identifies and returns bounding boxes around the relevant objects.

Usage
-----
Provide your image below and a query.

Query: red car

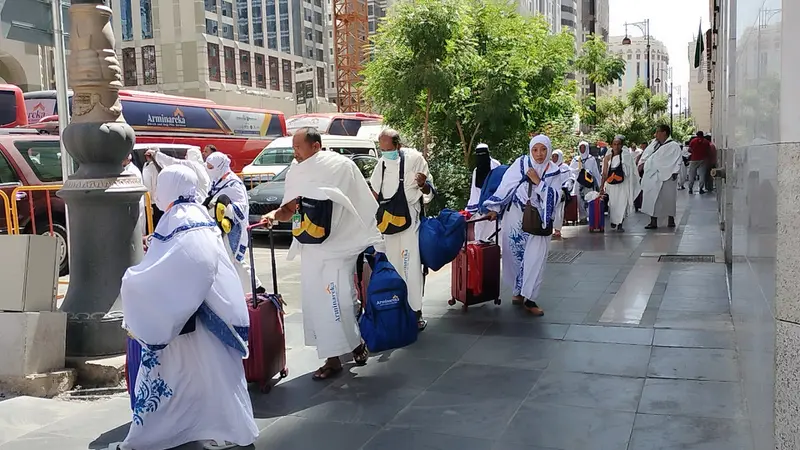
[0,130,69,275]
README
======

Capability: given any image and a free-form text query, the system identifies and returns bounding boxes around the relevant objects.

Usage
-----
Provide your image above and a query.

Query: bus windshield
[0,91,18,126]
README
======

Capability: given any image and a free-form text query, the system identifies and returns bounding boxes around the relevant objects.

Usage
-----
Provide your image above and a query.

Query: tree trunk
[456,120,481,166]
[422,88,432,160]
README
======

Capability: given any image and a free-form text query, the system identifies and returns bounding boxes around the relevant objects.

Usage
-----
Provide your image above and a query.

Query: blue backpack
[419,209,467,271]
[359,250,418,353]
[478,165,510,215]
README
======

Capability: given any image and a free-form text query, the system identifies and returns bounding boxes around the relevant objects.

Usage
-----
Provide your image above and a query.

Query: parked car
[248,154,378,233]
[239,135,377,189]
[0,129,72,275]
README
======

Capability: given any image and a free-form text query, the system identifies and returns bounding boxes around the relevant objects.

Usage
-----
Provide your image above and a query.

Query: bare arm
[601,155,610,190]
[272,199,297,222]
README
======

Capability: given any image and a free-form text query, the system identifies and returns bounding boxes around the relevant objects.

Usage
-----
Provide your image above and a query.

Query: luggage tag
[291,199,302,232]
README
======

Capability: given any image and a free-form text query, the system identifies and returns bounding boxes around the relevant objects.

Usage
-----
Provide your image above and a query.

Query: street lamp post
[57,0,146,356]
[622,19,651,92]
[655,66,673,131]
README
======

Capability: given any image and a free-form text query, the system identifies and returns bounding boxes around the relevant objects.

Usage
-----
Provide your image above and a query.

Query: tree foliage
[575,34,626,87]
[591,80,697,147]
[362,0,579,210]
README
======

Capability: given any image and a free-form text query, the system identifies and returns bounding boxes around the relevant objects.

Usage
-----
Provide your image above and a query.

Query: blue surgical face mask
[382,150,399,161]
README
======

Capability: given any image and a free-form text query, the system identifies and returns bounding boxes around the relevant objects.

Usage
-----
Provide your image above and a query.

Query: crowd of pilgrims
[113,124,687,449]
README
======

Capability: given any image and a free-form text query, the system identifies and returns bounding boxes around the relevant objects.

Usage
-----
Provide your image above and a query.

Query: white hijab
[552,149,565,166]
[206,152,232,185]
[122,165,250,355]
[577,141,591,160]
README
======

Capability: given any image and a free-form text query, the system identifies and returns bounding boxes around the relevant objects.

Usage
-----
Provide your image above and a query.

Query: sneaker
[524,300,544,316]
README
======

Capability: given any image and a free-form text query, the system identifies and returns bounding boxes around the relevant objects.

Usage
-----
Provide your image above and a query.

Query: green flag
[693,21,704,69]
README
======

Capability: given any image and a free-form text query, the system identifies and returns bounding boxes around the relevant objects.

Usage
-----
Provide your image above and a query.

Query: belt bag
[375,151,413,235]
[292,197,333,244]
[606,163,625,185]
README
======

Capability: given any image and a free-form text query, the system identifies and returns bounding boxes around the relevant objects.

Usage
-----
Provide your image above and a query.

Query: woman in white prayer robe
[204,152,262,294]
[146,146,211,199]
[639,124,683,229]
[569,141,601,223]
[116,165,258,450]
[465,143,501,242]
[550,149,574,238]
[483,135,571,316]
[262,127,384,380]
[600,135,640,232]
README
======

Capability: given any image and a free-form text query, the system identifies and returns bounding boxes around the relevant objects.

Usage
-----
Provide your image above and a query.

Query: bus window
[329,118,362,136]
[0,90,19,127]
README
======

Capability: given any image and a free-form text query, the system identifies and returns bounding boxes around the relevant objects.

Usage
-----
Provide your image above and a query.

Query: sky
[608,0,710,106]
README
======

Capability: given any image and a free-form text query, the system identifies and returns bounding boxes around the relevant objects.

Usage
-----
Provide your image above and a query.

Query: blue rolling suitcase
[588,198,605,232]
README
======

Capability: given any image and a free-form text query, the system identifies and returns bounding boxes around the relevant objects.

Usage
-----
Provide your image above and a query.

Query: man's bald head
[292,127,322,162]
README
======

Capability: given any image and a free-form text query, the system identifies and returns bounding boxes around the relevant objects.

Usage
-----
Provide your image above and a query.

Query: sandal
[352,343,369,366]
[313,359,343,381]
[524,300,545,317]
[203,440,238,450]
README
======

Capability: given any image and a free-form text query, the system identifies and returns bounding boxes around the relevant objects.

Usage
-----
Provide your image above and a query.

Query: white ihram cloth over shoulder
[482,135,570,301]
[122,162,146,234]
[639,139,682,218]
[551,150,574,230]
[120,165,257,450]
[283,150,384,359]
[604,147,640,225]
[369,148,433,312]
[465,157,501,242]
[154,147,211,199]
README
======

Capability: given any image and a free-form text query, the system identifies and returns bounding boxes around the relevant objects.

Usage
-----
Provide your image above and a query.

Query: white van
[240,135,377,187]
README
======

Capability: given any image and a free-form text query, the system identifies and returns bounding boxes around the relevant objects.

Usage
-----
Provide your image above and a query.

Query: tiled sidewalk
[0,193,751,450]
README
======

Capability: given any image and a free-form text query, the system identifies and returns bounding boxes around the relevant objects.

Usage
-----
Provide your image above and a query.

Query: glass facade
[142,45,157,84]
[222,23,234,39]
[120,0,133,41]
[266,0,277,50]
[252,0,263,47]
[268,56,280,90]
[122,48,137,86]
[224,46,236,83]
[236,0,249,43]
[204,0,217,12]
[208,43,221,82]
[140,0,153,39]
[255,53,267,88]
[279,0,290,52]
[205,19,219,36]
[281,58,292,92]
[240,50,252,86]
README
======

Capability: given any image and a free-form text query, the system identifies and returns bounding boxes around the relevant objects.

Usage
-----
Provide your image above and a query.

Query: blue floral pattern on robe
[132,348,174,426]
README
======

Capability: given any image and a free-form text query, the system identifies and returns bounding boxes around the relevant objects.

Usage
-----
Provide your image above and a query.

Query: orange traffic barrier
[0,190,12,235]
[236,172,276,189]
[144,192,154,235]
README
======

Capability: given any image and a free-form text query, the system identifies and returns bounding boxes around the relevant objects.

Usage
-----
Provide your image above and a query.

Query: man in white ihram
[639,124,683,230]
[569,141,601,223]
[262,127,382,380]
[114,164,258,450]
[370,129,434,331]
[204,152,263,294]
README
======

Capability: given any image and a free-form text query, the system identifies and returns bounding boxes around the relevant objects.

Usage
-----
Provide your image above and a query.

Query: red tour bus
[285,112,382,136]
[21,90,287,171]
[0,84,28,128]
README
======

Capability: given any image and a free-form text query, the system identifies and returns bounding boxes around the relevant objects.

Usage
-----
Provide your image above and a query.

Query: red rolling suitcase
[588,198,605,232]
[564,197,578,225]
[449,218,501,311]
[243,223,288,392]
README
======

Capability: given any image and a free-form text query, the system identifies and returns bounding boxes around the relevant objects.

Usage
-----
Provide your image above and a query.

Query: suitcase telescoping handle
[465,216,500,245]
[247,221,280,306]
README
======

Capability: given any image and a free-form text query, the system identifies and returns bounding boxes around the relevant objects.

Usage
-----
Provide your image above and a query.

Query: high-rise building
[576,0,609,96]
[606,35,670,98]
[516,0,562,34]
[687,40,712,133]
[107,0,336,115]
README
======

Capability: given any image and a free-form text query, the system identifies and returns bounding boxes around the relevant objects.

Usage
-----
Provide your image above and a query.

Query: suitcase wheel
[448,299,456,306]
[494,298,501,305]
[280,368,289,379]
[462,304,468,312]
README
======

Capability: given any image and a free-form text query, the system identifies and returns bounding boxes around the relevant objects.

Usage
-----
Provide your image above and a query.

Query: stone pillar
[57,0,146,357]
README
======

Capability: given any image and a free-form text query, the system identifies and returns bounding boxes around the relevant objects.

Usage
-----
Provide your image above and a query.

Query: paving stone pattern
[0,194,753,450]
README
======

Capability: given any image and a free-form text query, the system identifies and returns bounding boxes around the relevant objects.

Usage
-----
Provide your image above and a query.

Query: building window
[142,45,157,84]
[636,53,641,60]
[205,19,219,36]
[368,4,374,16]
[314,11,323,25]
[627,53,632,60]
[369,20,375,33]
[252,0,263,47]
[304,26,313,41]
[617,77,622,87]
[204,0,217,12]
[122,48,137,86]
[140,0,153,39]
[268,56,280,90]
[255,53,266,88]
[224,46,236,83]
[222,1,233,17]
[279,0,290,52]
[222,23,234,39]
[316,49,324,61]
[315,30,323,44]
[120,0,133,41]
[281,59,292,92]
[317,67,325,97]
[636,62,640,78]
[236,0,249,43]
[208,43,221,82]
[240,50,252,86]
[266,0,277,49]
[304,7,313,22]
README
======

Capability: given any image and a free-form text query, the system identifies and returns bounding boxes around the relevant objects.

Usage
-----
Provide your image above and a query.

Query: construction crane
[333,0,369,112]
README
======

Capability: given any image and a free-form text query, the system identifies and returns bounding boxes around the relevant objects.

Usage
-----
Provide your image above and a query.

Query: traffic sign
[0,0,70,47]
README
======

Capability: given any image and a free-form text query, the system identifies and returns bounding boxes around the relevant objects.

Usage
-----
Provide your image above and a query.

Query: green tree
[575,34,625,126]
[594,80,670,145]
[362,0,579,210]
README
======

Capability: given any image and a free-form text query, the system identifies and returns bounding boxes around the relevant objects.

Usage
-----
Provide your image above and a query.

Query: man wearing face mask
[205,152,263,294]
[370,129,434,331]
